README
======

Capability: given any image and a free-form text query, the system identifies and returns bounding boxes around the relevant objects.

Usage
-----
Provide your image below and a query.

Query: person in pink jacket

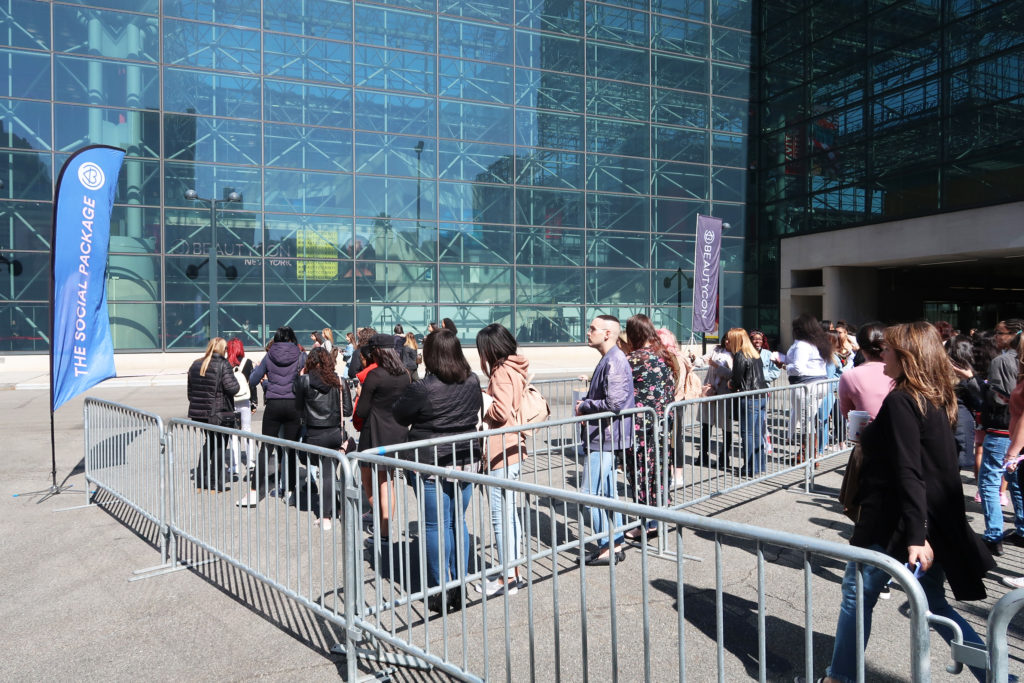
[476,323,530,596]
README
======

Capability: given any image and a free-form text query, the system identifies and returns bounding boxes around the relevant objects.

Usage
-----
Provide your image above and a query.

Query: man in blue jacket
[576,315,635,565]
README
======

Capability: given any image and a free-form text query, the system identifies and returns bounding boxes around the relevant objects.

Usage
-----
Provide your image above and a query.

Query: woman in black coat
[818,322,993,683]
[294,347,344,530]
[354,334,411,540]
[187,337,239,491]
[393,329,482,613]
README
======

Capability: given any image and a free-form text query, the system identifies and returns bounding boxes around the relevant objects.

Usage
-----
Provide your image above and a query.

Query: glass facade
[0,0,753,352]
[753,0,1024,335]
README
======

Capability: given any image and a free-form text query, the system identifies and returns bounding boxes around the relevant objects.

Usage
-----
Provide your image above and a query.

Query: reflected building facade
[0,0,753,351]
[753,0,1024,337]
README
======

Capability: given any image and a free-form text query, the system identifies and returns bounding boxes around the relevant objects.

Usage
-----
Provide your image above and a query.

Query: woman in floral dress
[623,314,677,539]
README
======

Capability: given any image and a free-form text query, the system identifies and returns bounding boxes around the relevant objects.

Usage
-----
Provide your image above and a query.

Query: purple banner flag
[691,214,722,334]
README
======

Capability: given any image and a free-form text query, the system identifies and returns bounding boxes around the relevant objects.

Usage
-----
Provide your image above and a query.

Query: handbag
[838,442,864,522]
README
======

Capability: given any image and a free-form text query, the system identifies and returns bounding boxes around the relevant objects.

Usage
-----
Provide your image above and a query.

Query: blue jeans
[487,462,523,580]
[414,474,472,588]
[817,386,837,452]
[979,433,1024,542]
[827,549,984,683]
[581,449,623,548]
[741,397,767,474]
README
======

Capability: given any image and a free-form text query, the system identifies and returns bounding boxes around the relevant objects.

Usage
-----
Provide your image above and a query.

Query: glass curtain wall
[753,0,1024,337]
[0,0,753,351]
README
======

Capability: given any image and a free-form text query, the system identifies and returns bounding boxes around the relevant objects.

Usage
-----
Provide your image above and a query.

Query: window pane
[439,100,515,145]
[163,67,258,119]
[441,19,513,64]
[439,181,512,223]
[588,268,650,304]
[357,176,435,222]
[265,79,352,128]
[264,0,352,41]
[0,200,52,250]
[515,306,583,343]
[2,98,50,151]
[0,0,49,50]
[515,266,584,303]
[587,231,650,268]
[165,114,260,165]
[56,56,158,108]
[163,19,260,73]
[266,124,352,172]
[439,223,512,263]
[438,141,515,184]
[439,265,512,304]
[515,69,585,112]
[440,57,513,104]
[356,45,434,95]
[266,169,352,215]
[516,187,585,227]
[516,227,584,267]
[265,33,353,85]
[265,258,354,303]
[355,262,437,303]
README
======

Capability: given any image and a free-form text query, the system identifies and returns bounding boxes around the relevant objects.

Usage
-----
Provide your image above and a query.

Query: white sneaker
[315,518,333,532]
[475,577,520,597]
[1002,576,1024,589]
[878,584,892,600]
[236,490,260,507]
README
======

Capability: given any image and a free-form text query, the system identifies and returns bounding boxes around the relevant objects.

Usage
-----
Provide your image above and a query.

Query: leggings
[252,398,301,494]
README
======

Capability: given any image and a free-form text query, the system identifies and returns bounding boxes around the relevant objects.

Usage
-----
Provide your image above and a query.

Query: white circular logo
[78,162,106,191]
[703,229,715,244]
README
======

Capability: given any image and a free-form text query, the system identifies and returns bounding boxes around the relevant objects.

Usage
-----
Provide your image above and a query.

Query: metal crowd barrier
[84,398,168,562]
[162,417,363,682]
[987,588,1024,682]
[82,395,983,682]
[663,379,850,516]
[348,447,935,682]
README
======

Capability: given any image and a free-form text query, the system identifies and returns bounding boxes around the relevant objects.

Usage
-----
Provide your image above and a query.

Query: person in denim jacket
[576,315,635,565]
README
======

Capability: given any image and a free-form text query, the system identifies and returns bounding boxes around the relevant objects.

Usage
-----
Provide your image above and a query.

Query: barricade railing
[983,587,1024,682]
[663,379,851,516]
[346,449,934,682]
[84,398,168,562]
[163,418,363,682]
[79,399,992,681]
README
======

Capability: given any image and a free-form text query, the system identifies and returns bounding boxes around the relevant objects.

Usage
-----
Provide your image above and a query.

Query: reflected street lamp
[414,140,424,227]
[663,268,694,349]
[184,188,241,338]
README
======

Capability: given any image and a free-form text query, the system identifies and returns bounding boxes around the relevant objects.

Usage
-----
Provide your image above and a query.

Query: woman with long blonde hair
[402,332,420,379]
[816,322,993,683]
[725,327,768,476]
[187,337,239,491]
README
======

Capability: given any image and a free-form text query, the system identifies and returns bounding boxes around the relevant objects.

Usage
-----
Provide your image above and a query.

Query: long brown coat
[483,355,530,471]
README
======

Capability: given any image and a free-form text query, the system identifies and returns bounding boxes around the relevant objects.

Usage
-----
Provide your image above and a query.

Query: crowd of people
[183,313,1022,645]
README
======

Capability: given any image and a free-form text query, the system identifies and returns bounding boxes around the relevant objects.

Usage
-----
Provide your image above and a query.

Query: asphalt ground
[2,383,1023,681]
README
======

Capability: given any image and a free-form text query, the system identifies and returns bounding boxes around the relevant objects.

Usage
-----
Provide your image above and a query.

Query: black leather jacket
[294,373,340,429]
[392,373,483,467]
[730,352,767,393]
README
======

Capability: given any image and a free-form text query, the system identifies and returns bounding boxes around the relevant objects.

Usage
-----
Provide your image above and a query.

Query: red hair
[227,337,245,367]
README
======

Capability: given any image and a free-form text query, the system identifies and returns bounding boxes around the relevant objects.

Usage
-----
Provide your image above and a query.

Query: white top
[778,340,827,378]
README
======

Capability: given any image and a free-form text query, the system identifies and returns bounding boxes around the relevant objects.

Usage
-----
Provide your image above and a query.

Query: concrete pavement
[1,383,1022,681]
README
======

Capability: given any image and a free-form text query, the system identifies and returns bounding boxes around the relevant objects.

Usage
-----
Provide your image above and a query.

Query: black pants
[195,421,229,489]
[304,426,343,519]
[252,398,302,494]
[701,423,733,463]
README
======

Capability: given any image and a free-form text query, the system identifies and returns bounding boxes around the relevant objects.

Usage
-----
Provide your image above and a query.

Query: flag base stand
[12,482,76,504]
